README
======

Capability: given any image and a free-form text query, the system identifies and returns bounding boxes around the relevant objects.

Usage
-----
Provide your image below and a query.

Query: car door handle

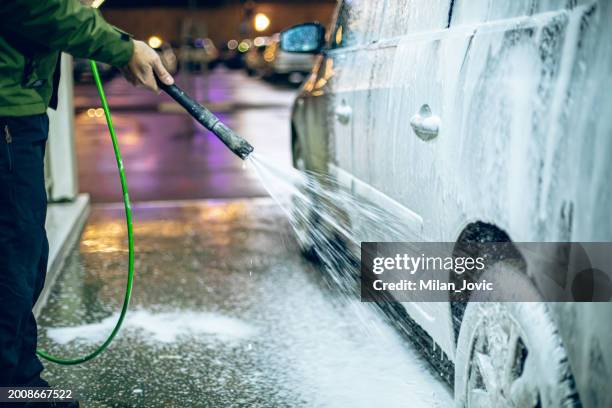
[334,102,352,125]
[410,104,440,141]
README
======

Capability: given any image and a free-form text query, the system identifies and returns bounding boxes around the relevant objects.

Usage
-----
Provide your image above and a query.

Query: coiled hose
[36,60,135,365]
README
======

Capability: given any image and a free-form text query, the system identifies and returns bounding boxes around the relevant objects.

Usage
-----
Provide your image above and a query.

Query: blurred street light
[148,35,163,49]
[227,39,239,50]
[254,13,270,32]
[86,108,104,118]
[253,36,266,47]
[238,40,250,53]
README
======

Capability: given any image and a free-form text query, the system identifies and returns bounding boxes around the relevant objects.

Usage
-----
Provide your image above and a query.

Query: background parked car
[261,35,316,83]
[245,40,268,76]
[180,38,218,72]
[284,1,612,407]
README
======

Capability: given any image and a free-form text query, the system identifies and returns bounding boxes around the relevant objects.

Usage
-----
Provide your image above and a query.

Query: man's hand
[121,40,174,92]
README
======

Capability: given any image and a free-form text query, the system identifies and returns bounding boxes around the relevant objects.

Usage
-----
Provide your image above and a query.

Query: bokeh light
[227,39,238,50]
[254,13,271,32]
[147,35,163,49]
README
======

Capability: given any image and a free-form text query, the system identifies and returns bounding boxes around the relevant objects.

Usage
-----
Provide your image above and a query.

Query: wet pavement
[38,70,452,407]
[38,200,451,407]
[74,68,293,203]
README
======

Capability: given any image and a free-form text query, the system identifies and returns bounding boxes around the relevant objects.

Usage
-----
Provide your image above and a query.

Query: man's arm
[0,0,174,91]
[0,0,133,67]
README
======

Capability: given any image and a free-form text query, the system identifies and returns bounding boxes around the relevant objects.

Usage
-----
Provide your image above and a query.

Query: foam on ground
[46,309,256,345]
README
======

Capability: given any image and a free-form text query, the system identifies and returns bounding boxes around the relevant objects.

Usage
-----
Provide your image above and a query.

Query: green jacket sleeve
[0,0,133,67]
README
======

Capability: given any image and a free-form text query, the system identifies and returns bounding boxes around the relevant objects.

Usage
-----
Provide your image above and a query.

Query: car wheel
[288,72,305,84]
[455,299,580,407]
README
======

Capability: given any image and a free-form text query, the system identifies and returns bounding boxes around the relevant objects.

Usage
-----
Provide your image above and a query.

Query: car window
[451,0,568,25]
[380,0,451,39]
[329,0,384,49]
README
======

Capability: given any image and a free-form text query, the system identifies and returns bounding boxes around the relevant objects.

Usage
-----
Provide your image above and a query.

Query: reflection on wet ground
[75,69,294,203]
[38,199,451,407]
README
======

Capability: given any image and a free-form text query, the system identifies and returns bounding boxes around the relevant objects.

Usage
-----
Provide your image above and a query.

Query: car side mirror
[280,23,325,54]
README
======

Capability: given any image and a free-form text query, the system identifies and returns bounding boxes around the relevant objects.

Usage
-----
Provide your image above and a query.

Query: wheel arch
[450,221,526,341]
[451,222,581,406]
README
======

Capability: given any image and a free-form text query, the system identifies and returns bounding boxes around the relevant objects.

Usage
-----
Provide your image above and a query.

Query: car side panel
[445,5,610,242]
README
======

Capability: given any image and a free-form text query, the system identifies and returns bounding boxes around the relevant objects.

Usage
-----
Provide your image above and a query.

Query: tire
[455,298,581,407]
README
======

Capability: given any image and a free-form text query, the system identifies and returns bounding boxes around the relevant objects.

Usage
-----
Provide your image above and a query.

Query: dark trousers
[0,114,49,387]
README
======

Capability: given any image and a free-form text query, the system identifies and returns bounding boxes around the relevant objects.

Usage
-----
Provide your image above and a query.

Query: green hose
[36,60,135,365]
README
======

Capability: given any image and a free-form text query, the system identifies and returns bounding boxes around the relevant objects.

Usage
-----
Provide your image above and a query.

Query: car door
[327,0,462,358]
[445,0,597,243]
[321,0,385,185]
[294,1,387,221]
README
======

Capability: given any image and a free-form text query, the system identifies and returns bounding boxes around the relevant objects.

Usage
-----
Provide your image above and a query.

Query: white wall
[47,53,78,202]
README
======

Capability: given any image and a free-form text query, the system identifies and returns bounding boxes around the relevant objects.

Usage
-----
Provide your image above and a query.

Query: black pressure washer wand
[157,79,254,160]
